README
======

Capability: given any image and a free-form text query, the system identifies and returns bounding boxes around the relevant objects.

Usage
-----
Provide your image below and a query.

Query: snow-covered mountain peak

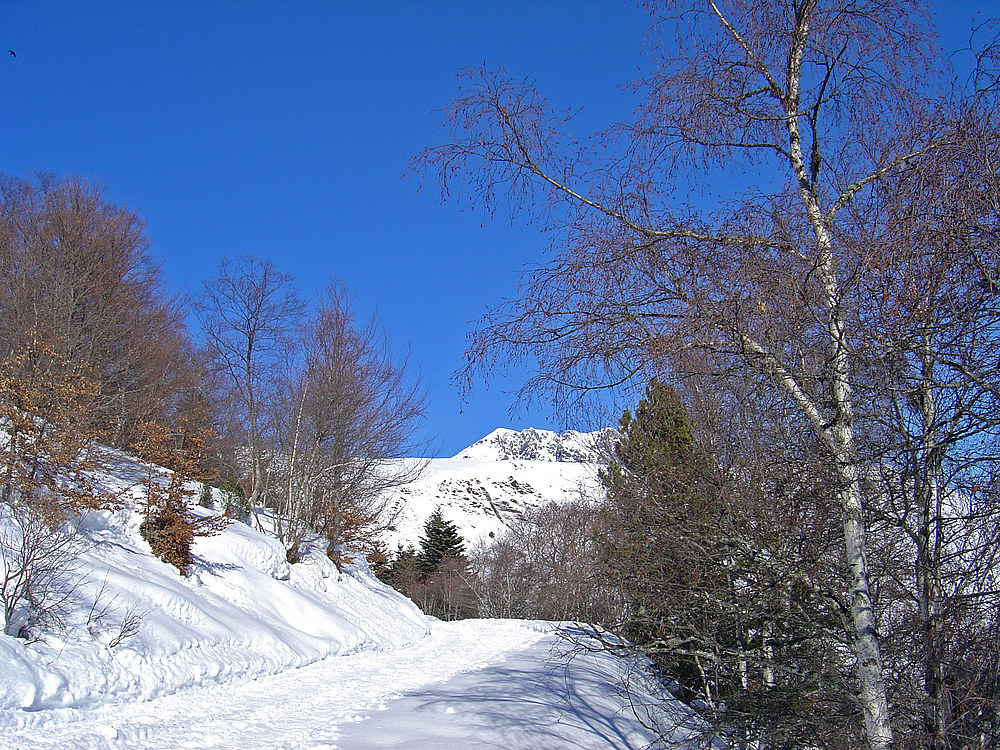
[452,427,615,463]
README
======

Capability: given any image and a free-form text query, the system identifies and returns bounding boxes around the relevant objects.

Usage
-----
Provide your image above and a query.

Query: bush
[140,489,197,573]
[134,421,225,575]
[0,500,82,638]
[139,472,226,575]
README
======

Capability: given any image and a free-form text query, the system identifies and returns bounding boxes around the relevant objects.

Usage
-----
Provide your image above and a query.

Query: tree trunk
[841,468,894,750]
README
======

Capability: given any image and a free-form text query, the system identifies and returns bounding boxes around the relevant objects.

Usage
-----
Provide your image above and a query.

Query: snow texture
[381,428,615,552]
[0,446,428,722]
[4,620,699,749]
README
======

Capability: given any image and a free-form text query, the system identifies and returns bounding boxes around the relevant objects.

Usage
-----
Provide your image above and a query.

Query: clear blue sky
[0,1,990,457]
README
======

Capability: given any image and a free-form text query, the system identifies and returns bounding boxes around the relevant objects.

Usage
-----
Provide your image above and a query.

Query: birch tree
[415,2,997,747]
[274,282,427,565]
[859,107,1000,747]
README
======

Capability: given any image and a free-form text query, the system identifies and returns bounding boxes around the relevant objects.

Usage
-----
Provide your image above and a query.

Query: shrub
[134,420,225,575]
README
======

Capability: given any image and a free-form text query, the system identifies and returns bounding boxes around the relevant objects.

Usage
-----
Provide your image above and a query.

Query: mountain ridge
[385,427,614,551]
[452,426,616,463]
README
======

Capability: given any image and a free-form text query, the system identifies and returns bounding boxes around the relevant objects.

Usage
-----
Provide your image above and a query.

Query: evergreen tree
[599,379,732,705]
[599,379,858,747]
[378,544,418,587]
[601,378,713,510]
[415,508,465,579]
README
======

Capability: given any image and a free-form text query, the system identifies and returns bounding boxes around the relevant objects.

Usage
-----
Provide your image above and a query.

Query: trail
[5,619,690,749]
[7,620,546,749]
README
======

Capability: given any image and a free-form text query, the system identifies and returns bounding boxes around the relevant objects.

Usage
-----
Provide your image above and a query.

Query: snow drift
[0,447,427,723]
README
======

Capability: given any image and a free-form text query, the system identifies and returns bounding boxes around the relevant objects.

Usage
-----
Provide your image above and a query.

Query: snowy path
[4,619,679,749]
[335,627,675,749]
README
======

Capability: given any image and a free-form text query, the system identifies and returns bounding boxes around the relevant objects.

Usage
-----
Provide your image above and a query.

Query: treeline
[381,508,475,621]
[0,173,425,635]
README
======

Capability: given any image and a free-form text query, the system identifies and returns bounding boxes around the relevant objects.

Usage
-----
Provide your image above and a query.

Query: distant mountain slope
[383,428,613,552]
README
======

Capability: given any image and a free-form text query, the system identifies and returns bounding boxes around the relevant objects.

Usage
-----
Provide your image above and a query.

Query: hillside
[382,428,611,551]
[0,445,429,716]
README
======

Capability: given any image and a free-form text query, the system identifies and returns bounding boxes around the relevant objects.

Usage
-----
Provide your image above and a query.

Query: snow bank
[0,483,428,722]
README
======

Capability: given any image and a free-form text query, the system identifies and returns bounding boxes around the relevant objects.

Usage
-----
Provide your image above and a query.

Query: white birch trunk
[780,9,894,746]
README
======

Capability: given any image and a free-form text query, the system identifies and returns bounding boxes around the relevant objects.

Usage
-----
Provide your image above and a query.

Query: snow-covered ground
[0,446,427,722]
[4,619,696,749]
[1,433,701,749]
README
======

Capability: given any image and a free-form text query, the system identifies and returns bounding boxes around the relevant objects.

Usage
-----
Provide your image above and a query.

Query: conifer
[415,508,465,579]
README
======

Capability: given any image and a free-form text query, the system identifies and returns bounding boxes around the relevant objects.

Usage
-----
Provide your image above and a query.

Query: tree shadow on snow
[336,627,708,749]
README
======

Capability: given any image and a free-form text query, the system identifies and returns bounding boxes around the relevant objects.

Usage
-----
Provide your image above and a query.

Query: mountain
[382,428,613,552]
[452,427,616,463]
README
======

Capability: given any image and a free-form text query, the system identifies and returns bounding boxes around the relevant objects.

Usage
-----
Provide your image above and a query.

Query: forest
[409,0,1000,747]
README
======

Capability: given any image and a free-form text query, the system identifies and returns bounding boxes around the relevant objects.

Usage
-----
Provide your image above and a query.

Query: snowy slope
[0,447,428,720]
[383,429,611,551]
[0,432,708,749]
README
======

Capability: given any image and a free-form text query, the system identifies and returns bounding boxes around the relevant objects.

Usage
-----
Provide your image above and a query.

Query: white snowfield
[383,426,615,552]
[0,433,697,749]
[384,456,605,551]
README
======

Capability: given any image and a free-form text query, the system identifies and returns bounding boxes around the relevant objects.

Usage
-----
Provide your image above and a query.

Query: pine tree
[378,544,418,587]
[599,379,731,706]
[601,378,712,512]
[600,379,858,746]
[415,508,465,579]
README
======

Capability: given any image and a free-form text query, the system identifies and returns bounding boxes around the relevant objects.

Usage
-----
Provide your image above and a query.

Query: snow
[0,432,702,749]
[3,619,546,748]
[4,620,697,749]
[453,427,615,462]
[336,624,693,750]
[383,456,605,551]
[0,448,428,718]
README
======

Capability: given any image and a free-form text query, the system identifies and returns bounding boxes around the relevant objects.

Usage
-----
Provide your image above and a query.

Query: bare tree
[194,256,305,514]
[0,341,116,637]
[0,174,198,452]
[857,106,1000,747]
[415,3,999,747]
[469,499,619,622]
[0,173,211,634]
[273,282,428,565]
[0,499,82,638]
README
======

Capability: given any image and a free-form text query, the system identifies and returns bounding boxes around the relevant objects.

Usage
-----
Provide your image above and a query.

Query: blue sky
[0,1,990,457]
